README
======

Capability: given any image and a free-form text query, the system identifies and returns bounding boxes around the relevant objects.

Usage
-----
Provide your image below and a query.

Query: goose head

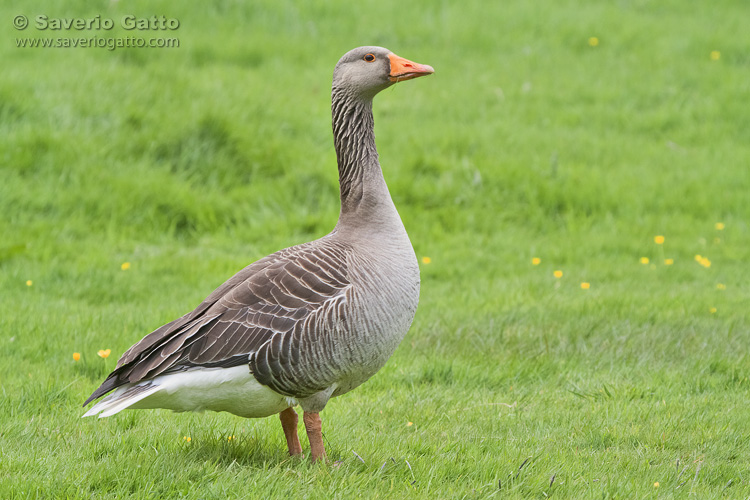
[332,46,434,99]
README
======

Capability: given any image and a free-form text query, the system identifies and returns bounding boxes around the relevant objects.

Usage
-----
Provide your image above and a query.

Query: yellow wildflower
[654,482,660,488]
[421,257,431,265]
[183,436,191,442]
[715,222,725,230]
[97,349,112,359]
[26,280,33,287]
[694,254,702,262]
[121,262,131,271]
[580,282,590,289]
[73,352,81,361]
[553,270,563,278]
[654,235,665,245]
[588,37,599,47]
[709,307,717,314]
[716,283,726,290]
[699,257,711,268]
[664,258,674,265]
[531,257,541,266]
[710,51,720,61]
[640,257,649,265]
[407,422,413,427]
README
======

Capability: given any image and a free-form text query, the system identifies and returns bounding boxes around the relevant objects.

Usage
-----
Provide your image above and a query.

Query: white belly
[86,366,293,419]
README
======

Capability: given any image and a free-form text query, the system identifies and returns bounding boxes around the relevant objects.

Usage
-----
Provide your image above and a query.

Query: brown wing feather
[84,240,351,406]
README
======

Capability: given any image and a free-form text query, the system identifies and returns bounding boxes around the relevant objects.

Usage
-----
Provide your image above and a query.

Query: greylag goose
[83,46,433,461]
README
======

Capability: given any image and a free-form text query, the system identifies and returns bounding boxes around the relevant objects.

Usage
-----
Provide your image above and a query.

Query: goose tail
[83,383,163,418]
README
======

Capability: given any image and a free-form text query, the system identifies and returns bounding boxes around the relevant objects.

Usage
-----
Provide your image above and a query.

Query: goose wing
[84,240,351,405]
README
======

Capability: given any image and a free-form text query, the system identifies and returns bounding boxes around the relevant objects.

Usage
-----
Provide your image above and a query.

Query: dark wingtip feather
[82,375,120,407]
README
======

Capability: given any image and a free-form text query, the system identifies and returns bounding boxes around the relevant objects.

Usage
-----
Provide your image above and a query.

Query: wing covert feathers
[84,241,351,406]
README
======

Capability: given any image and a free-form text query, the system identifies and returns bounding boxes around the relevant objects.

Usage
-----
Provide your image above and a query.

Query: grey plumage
[83,47,432,447]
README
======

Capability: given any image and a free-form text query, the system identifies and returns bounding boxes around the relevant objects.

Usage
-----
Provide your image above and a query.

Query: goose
[82,46,433,461]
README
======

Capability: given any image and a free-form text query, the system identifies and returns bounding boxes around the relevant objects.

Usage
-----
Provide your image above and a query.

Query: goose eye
[363,53,376,62]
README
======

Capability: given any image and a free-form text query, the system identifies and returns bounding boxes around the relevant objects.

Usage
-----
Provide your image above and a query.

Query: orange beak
[388,53,434,82]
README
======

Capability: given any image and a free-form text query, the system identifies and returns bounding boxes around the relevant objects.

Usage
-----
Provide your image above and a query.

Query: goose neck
[331,87,389,216]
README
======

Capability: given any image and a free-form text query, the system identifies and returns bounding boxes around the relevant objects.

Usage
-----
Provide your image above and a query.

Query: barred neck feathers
[331,85,383,216]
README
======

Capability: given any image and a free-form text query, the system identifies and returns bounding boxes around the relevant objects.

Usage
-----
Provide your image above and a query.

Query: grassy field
[2,0,750,497]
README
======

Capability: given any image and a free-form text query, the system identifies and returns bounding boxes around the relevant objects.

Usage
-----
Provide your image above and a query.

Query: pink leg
[279,407,302,456]
[303,411,327,462]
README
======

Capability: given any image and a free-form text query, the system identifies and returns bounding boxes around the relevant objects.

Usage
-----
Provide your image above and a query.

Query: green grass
[2,0,750,497]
